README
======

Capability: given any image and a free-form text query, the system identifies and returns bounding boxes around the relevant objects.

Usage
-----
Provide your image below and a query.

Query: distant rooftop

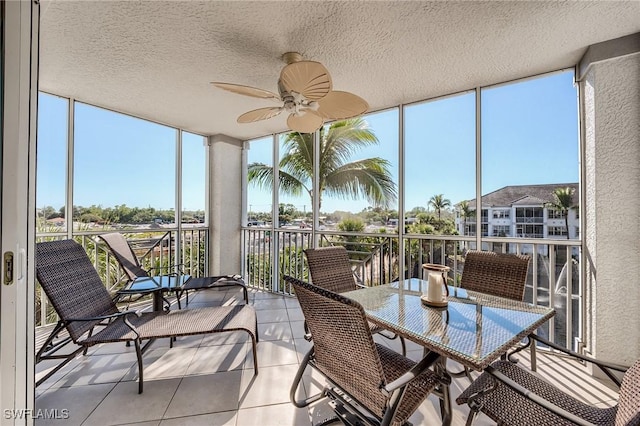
[462,183,578,209]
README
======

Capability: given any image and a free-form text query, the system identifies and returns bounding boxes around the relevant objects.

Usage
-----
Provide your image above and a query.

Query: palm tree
[459,200,475,236]
[248,118,396,211]
[546,187,577,239]
[428,194,451,220]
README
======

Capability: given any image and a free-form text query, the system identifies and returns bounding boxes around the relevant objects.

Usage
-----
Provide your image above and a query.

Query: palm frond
[251,119,396,210]
[247,163,274,190]
[247,162,308,197]
[320,118,379,175]
[281,133,313,180]
[324,158,397,208]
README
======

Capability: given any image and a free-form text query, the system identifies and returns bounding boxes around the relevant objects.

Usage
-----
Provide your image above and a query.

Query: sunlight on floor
[35,288,618,426]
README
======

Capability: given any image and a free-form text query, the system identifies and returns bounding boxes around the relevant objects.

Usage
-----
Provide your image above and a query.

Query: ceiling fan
[211,52,369,134]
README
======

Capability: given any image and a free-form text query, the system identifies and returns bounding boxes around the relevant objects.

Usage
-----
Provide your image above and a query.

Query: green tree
[407,222,435,235]
[248,118,397,211]
[337,217,366,253]
[337,217,365,233]
[79,213,103,223]
[428,194,451,220]
[278,203,298,225]
[459,200,475,236]
[546,187,577,239]
[415,212,435,225]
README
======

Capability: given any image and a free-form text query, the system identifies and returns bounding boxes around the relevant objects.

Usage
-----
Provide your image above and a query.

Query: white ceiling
[39,1,640,141]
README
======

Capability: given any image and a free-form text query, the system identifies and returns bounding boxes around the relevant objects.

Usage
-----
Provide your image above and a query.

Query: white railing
[241,227,582,351]
[35,227,209,327]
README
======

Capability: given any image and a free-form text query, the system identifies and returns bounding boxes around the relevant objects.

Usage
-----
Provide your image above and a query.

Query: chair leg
[377,330,406,356]
[176,289,183,309]
[83,327,95,356]
[35,321,66,362]
[242,285,249,304]
[464,408,479,426]
[314,417,342,426]
[290,348,326,408]
[249,331,258,376]
[134,339,144,394]
[449,365,474,383]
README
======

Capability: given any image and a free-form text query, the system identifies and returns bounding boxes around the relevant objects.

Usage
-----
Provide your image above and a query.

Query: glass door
[1,1,39,422]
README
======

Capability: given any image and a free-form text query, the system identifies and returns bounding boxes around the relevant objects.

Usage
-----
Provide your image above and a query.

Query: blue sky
[37,70,578,215]
[37,97,206,211]
[248,71,578,214]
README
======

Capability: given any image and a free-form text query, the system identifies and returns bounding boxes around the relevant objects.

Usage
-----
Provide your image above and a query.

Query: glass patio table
[344,278,555,371]
[344,278,555,425]
[116,274,192,311]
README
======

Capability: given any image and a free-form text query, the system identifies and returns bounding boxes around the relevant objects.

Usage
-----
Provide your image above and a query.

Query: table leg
[434,357,453,426]
[419,349,453,425]
[152,291,164,311]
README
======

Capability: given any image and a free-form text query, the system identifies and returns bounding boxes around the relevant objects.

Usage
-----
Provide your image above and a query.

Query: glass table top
[344,278,555,370]
[119,274,192,293]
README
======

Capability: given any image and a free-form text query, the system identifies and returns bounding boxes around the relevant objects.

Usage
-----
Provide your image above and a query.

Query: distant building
[46,218,65,227]
[455,183,579,240]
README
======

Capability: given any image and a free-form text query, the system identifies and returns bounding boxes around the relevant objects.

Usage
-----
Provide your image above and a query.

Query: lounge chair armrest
[530,335,627,385]
[483,365,597,426]
[70,310,143,340]
[382,351,440,396]
[65,309,142,323]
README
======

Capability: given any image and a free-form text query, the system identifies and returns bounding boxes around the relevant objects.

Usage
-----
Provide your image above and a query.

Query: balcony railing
[35,227,209,327]
[241,227,583,351]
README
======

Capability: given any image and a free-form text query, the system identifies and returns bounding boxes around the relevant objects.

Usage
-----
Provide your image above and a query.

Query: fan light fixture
[211,52,369,134]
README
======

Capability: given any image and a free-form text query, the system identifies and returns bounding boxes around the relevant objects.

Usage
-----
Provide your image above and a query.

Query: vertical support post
[175,129,182,273]
[66,98,74,239]
[271,134,280,292]
[565,245,573,350]
[398,105,405,280]
[240,141,248,278]
[475,88,482,251]
[312,129,320,248]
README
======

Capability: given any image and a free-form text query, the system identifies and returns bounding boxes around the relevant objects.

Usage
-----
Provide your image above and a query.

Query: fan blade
[280,61,332,101]
[211,82,280,101]
[316,91,369,120]
[238,107,283,123]
[287,111,324,134]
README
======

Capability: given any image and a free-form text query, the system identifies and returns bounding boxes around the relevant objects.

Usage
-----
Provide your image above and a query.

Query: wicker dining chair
[457,334,640,426]
[448,250,531,381]
[304,246,407,355]
[285,275,447,426]
[460,250,531,301]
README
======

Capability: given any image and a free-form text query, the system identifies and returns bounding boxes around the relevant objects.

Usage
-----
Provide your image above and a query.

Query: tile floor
[35,288,620,425]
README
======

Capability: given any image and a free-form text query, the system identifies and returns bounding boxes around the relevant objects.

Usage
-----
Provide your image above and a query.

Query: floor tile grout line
[79,381,119,426]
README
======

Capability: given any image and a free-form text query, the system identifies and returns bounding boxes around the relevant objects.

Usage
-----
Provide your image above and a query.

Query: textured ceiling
[39,1,640,140]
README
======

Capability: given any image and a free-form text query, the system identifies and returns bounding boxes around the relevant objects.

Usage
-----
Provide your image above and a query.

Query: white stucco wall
[207,134,243,275]
[583,53,640,365]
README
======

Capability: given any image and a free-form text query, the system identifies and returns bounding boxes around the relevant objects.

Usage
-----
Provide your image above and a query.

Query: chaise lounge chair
[35,239,258,393]
[98,232,248,308]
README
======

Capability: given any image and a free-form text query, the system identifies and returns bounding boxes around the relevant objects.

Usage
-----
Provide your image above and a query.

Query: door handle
[4,251,14,285]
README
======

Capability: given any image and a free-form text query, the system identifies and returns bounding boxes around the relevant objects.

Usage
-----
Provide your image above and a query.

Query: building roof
[462,183,578,209]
